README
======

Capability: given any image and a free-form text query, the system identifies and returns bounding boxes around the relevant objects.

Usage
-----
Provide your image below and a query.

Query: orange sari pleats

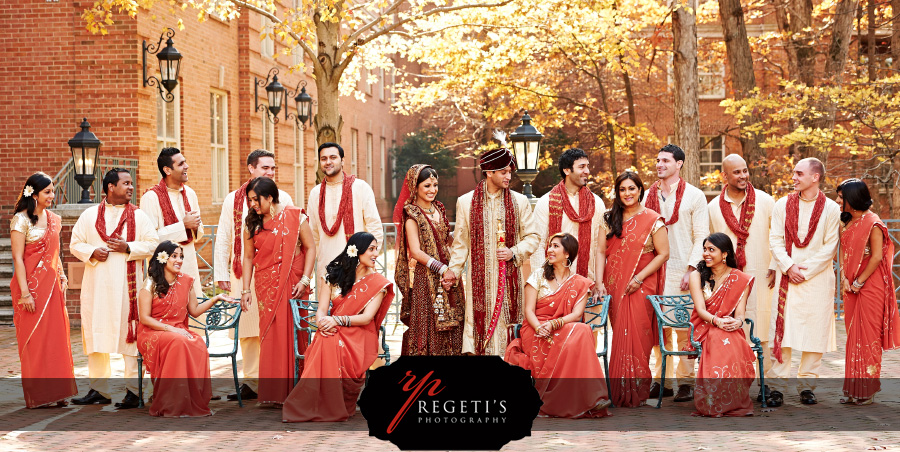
[11,212,77,408]
[504,275,609,418]
[840,215,900,399]
[253,207,309,404]
[283,274,394,422]
[136,274,211,417]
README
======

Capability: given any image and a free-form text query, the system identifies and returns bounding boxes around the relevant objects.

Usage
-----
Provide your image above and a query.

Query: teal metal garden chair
[647,294,701,408]
[584,295,612,393]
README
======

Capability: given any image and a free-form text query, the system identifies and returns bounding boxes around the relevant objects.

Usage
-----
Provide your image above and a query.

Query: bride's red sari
[11,211,77,408]
[282,273,394,422]
[604,209,665,408]
[253,206,310,404]
[686,270,756,417]
[505,273,610,418]
[840,213,900,400]
[137,274,212,417]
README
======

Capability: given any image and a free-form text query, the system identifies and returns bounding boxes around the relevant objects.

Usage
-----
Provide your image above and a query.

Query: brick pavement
[1,321,900,452]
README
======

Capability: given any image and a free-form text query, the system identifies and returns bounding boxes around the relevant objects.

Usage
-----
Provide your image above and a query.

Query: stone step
[0,295,10,308]
[0,254,11,265]
[0,307,12,325]
[0,239,10,252]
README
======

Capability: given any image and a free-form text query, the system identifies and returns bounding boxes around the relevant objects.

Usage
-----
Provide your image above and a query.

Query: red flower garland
[318,172,356,241]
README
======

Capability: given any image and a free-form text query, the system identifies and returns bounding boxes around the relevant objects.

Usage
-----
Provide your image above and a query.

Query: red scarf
[318,172,356,240]
[547,181,594,277]
[645,178,686,226]
[95,201,139,343]
[470,180,520,355]
[719,183,756,270]
[232,179,251,278]
[773,190,826,363]
[149,178,194,245]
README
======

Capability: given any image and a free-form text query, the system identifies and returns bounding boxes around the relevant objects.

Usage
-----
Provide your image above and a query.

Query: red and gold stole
[719,184,756,270]
[470,180,520,355]
[686,270,753,351]
[603,209,664,301]
[645,178,686,226]
[95,201,140,343]
[840,213,900,350]
[318,172,357,241]
[547,181,594,277]
[231,179,251,278]
[773,191,826,363]
[149,178,195,245]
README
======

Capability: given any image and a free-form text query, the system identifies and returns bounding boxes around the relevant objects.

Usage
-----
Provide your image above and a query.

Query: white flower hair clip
[156,251,170,264]
[346,245,358,258]
[22,185,34,197]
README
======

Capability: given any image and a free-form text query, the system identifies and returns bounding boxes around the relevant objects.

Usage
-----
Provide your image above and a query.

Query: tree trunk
[595,74,617,176]
[867,0,876,81]
[622,69,639,169]
[775,0,816,86]
[311,8,346,182]
[717,0,768,190]
[673,3,701,186]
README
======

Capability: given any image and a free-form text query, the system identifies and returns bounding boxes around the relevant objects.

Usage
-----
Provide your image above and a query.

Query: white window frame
[380,137,387,199]
[366,133,373,184]
[350,128,359,175]
[210,90,229,203]
[261,106,275,152]
[699,135,725,193]
[698,62,726,100]
[157,86,180,151]
[294,122,305,206]
[261,16,274,59]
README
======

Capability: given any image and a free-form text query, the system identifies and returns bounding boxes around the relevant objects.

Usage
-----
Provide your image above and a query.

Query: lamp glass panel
[73,148,95,176]
[512,141,527,170]
[527,141,540,170]
[268,89,283,109]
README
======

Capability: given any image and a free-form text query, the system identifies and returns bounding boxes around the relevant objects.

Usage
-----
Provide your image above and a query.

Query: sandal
[855,397,874,406]
[840,395,855,404]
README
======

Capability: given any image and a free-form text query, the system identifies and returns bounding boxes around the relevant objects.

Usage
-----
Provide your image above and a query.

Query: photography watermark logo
[359,356,541,450]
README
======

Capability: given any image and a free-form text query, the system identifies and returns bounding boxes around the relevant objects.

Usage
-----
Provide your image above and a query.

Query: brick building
[0,0,418,322]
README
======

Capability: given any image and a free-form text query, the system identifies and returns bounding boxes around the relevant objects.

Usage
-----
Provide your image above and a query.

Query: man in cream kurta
[140,148,204,296]
[708,155,776,382]
[768,158,840,405]
[643,144,708,400]
[445,147,540,356]
[307,143,383,281]
[214,149,293,399]
[70,170,158,404]
[530,148,606,283]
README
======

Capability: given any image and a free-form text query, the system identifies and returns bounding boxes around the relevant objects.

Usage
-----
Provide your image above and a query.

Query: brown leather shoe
[649,382,674,398]
[673,384,694,402]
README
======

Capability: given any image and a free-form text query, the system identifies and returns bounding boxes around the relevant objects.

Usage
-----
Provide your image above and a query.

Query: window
[378,69,385,102]
[380,137,387,198]
[350,129,359,175]
[261,107,275,152]
[294,122,305,206]
[366,70,375,96]
[366,133,373,184]
[157,87,180,151]
[390,69,396,103]
[700,135,724,191]
[210,91,228,202]
[698,62,726,99]
[261,16,274,59]
[291,0,302,67]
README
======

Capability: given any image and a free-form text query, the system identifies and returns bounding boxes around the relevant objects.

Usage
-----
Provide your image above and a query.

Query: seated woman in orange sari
[240,178,316,405]
[10,173,77,408]
[594,171,668,408]
[283,232,394,422]
[137,241,235,417]
[686,232,756,417]
[836,179,900,406]
[505,233,610,418]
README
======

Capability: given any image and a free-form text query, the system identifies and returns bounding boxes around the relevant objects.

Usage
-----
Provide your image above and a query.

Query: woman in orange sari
[240,178,316,405]
[283,232,394,422]
[10,172,77,408]
[686,233,756,417]
[836,179,900,406]
[505,233,610,418]
[595,171,668,408]
[137,241,235,417]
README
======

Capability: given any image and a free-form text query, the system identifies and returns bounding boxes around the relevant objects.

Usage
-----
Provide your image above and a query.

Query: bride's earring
[270,204,276,217]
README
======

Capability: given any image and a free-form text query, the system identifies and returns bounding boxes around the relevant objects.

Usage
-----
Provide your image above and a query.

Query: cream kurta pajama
[530,190,606,281]
[448,189,540,356]
[307,178,383,281]
[643,179,709,387]
[709,188,776,376]
[140,184,204,295]
[70,203,158,398]
[768,194,840,394]
[214,188,293,392]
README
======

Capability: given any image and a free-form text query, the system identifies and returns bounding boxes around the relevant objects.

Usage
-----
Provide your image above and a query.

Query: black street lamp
[68,118,102,204]
[255,68,286,124]
[508,111,543,198]
[143,28,183,103]
[288,81,314,129]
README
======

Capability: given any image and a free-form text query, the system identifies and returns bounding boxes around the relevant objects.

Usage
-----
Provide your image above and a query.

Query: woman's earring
[566,258,573,267]
[270,205,276,217]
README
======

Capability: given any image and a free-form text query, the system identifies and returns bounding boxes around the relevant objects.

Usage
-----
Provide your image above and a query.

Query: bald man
[707,155,776,401]
[767,157,840,406]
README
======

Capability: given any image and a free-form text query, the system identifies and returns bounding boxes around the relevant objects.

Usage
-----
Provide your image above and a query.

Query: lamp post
[68,118,102,204]
[508,111,543,198]
[288,81,314,129]
[255,68,287,124]
[143,28,183,103]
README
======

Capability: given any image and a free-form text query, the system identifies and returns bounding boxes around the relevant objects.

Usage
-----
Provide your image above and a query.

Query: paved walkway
[1,321,899,452]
